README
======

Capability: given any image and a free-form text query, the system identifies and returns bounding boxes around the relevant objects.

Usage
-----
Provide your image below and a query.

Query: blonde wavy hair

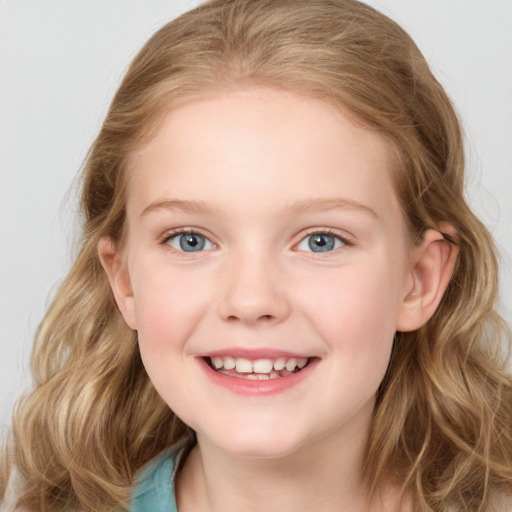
[2,0,511,511]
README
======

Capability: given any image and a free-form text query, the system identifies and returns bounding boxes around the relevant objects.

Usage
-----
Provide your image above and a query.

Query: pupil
[309,234,335,252]
[180,234,205,251]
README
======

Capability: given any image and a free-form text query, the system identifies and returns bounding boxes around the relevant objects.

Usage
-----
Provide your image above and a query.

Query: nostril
[225,314,274,322]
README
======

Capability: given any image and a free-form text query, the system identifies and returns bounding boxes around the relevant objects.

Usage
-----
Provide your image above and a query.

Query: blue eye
[166,232,215,252]
[297,233,345,253]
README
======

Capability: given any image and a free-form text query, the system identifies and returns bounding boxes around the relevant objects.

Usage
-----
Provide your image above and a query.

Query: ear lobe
[98,236,137,330]
[395,227,459,332]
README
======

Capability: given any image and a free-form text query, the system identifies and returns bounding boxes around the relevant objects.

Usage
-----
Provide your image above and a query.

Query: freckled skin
[119,87,413,459]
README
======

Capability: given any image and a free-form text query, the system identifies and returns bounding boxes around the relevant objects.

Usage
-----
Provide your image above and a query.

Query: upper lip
[197,348,315,359]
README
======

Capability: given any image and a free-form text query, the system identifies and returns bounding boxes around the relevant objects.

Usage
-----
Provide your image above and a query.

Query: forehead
[125,87,401,221]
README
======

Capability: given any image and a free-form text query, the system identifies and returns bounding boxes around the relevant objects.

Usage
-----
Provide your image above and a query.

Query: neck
[177,412,390,512]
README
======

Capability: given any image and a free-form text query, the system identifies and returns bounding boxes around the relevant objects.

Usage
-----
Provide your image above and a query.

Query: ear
[395,227,459,332]
[98,236,137,330]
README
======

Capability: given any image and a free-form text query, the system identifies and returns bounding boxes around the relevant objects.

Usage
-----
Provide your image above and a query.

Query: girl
[2,0,511,511]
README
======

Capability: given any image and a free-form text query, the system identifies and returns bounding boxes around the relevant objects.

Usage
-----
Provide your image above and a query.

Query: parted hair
[2,1,511,511]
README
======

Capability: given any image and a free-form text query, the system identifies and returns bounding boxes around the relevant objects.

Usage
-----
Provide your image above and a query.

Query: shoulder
[129,442,187,512]
[3,444,189,512]
[132,450,177,497]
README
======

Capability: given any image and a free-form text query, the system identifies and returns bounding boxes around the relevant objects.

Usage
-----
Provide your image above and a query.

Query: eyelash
[159,227,353,252]
[160,228,204,244]
[298,228,353,249]
[160,228,216,254]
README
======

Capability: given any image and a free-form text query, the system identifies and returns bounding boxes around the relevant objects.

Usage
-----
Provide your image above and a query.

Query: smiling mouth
[204,356,312,380]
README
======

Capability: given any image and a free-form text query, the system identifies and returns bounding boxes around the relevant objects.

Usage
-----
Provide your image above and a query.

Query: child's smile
[8,0,507,507]
[198,350,320,395]
[110,86,417,459]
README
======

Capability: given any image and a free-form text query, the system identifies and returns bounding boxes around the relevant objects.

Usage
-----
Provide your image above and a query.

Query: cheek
[303,265,401,411]
[298,262,401,357]
[129,267,211,404]
[130,265,209,356]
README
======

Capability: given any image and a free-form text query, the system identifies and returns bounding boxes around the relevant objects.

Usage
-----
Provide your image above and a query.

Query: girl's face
[114,87,417,458]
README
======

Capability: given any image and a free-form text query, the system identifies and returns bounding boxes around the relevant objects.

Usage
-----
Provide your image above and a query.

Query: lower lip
[198,358,318,396]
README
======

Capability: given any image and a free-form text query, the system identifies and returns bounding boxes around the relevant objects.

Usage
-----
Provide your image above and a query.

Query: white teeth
[253,359,273,373]
[285,358,297,372]
[223,356,236,370]
[273,358,286,371]
[209,355,310,375]
[235,358,253,373]
[229,373,271,380]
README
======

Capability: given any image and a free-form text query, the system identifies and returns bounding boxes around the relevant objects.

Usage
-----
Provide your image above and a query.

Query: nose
[216,249,291,326]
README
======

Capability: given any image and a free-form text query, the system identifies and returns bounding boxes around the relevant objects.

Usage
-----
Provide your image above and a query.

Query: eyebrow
[141,199,216,217]
[285,197,379,218]
[140,197,378,218]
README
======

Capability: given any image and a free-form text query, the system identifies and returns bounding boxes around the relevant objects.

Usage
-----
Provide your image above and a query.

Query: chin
[200,423,308,460]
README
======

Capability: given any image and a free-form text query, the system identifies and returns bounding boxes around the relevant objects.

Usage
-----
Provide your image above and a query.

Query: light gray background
[1,0,511,430]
